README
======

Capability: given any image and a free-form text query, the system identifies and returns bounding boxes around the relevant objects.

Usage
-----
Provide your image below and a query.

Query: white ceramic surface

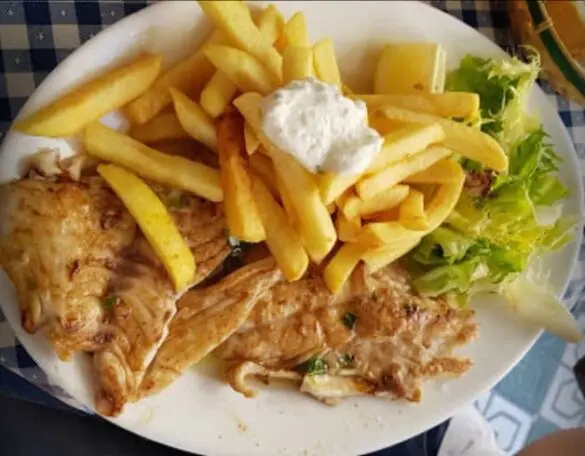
[0,2,583,455]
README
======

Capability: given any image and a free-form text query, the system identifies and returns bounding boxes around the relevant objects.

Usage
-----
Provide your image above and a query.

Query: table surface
[0,1,584,455]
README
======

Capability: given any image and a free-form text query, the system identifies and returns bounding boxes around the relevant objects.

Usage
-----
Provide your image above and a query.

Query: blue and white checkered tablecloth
[0,1,584,453]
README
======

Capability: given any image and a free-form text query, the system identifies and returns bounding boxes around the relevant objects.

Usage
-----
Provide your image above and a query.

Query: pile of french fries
[14,0,509,295]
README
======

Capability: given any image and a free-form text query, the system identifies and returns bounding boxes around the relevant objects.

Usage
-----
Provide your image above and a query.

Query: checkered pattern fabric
[1,1,584,452]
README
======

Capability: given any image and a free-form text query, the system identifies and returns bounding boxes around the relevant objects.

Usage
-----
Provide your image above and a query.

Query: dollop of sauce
[260,78,383,175]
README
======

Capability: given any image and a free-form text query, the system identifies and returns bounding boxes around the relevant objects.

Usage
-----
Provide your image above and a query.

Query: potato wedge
[98,164,195,291]
[255,4,285,45]
[313,38,341,87]
[129,112,188,144]
[403,158,462,184]
[204,44,276,95]
[368,123,446,173]
[336,211,361,242]
[371,106,508,172]
[344,184,410,219]
[216,110,265,242]
[170,88,217,151]
[284,12,309,47]
[234,92,337,262]
[355,92,479,119]
[283,46,314,84]
[244,122,261,155]
[249,153,279,198]
[357,145,452,200]
[198,0,282,84]
[125,31,223,125]
[323,242,368,293]
[16,55,162,137]
[374,43,445,94]
[251,175,308,281]
[84,122,223,202]
[398,189,429,231]
[200,71,239,119]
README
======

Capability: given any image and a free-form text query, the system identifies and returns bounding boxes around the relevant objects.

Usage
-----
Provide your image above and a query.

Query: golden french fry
[198,1,282,84]
[357,221,421,247]
[98,164,195,291]
[284,12,309,46]
[368,124,446,173]
[244,122,261,155]
[367,206,400,222]
[357,145,452,200]
[125,31,223,125]
[336,210,361,242]
[355,92,480,119]
[323,242,368,293]
[371,106,508,172]
[170,88,217,151]
[374,43,445,94]
[362,239,421,272]
[398,189,429,231]
[216,110,265,242]
[318,172,361,205]
[313,38,341,87]
[276,173,299,226]
[129,112,188,144]
[84,122,223,202]
[283,46,314,84]
[251,175,308,281]
[249,153,278,198]
[16,55,162,137]
[404,158,463,184]
[255,4,285,45]
[200,71,238,118]
[234,92,337,262]
[345,185,410,219]
[204,44,276,95]
[327,202,336,214]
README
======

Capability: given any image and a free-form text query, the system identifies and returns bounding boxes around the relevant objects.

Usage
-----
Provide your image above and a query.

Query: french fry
[244,122,261,155]
[318,172,361,205]
[358,221,423,247]
[249,153,279,198]
[368,124,446,173]
[374,43,446,94]
[170,88,217,151]
[356,145,452,200]
[371,106,508,172]
[323,242,368,293]
[216,110,265,242]
[200,71,238,118]
[234,92,337,262]
[362,239,421,272]
[251,175,308,281]
[198,1,283,84]
[398,189,429,231]
[344,185,410,219]
[129,112,188,144]
[313,38,341,87]
[355,92,480,120]
[327,202,336,214]
[125,31,224,125]
[404,158,462,184]
[204,44,276,95]
[84,122,223,202]
[283,12,309,46]
[336,211,361,242]
[283,46,314,84]
[98,164,195,291]
[367,206,400,222]
[255,4,285,45]
[16,55,162,137]
[150,139,219,168]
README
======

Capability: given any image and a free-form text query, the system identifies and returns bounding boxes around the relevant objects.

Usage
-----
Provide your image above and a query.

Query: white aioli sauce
[260,78,383,175]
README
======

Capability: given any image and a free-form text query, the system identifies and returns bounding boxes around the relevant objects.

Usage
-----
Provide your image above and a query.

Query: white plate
[0,1,583,455]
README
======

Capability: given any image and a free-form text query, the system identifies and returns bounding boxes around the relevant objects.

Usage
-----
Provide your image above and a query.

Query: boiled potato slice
[283,12,309,46]
[16,55,162,137]
[170,88,217,151]
[200,71,239,119]
[84,122,223,202]
[283,46,314,84]
[244,122,261,155]
[355,92,479,119]
[198,1,282,84]
[98,164,195,291]
[374,43,445,94]
[216,110,265,242]
[125,31,223,125]
[404,158,462,184]
[313,38,341,87]
[204,44,276,95]
[398,189,429,231]
[357,146,452,200]
[251,175,308,281]
[323,242,368,293]
[129,112,188,144]
[249,153,279,198]
[371,106,508,172]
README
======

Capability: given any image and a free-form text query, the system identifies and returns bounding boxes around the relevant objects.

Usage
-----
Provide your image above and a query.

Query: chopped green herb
[305,357,328,376]
[103,295,118,309]
[338,353,354,367]
[341,312,357,330]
